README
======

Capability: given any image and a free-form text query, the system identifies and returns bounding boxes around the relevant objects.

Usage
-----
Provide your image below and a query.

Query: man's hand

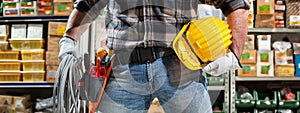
[203,52,242,76]
[58,36,81,61]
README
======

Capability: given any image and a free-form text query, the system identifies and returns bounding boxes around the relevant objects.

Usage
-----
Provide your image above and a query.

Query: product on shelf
[0,61,21,71]
[275,64,295,77]
[46,51,60,65]
[295,54,300,76]
[11,24,27,39]
[0,42,9,50]
[240,49,257,64]
[3,2,18,9]
[286,0,300,28]
[21,60,45,71]
[9,39,44,50]
[0,25,9,37]
[238,63,257,77]
[22,71,45,82]
[37,0,52,7]
[273,41,293,64]
[21,49,45,60]
[27,24,43,39]
[47,35,60,52]
[3,0,19,2]
[0,51,19,60]
[0,71,21,81]
[255,14,275,28]
[257,35,271,51]
[245,35,255,49]
[46,65,58,82]
[20,8,37,16]
[38,7,53,15]
[48,22,67,36]
[53,2,73,16]
[257,0,274,14]
[274,0,286,28]
[247,0,254,28]
[257,51,274,77]
[20,1,36,8]
[3,8,19,16]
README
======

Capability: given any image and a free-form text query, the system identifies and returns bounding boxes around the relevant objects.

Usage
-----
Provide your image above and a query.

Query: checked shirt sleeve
[199,0,250,16]
[74,0,108,19]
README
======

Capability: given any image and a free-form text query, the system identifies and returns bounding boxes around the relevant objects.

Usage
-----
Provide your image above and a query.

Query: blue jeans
[98,54,212,113]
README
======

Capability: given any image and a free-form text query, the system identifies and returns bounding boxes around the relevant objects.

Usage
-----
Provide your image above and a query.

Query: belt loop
[151,47,157,60]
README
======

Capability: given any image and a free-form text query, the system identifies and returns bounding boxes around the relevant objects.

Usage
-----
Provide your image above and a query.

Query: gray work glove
[203,52,242,76]
[58,36,81,61]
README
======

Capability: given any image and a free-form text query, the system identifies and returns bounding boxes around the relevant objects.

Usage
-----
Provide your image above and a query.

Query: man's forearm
[64,8,94,40]
[227,9,248,59]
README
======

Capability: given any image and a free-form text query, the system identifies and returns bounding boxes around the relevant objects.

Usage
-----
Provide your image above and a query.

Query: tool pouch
[79,54,102,102]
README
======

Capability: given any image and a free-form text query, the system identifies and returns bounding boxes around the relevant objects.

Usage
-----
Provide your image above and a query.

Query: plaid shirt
[75,0,249,50]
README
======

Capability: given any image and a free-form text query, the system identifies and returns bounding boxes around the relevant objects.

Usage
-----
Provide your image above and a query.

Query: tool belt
[115,46,175,65]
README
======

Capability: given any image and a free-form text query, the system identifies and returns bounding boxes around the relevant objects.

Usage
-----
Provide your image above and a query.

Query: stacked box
[257,51,274,77]
[286,0,300,28]
[257,35,271,51]
[274,0,286,28]
[3,2,19,16]
[37,0,53,15]
[53,0,73,16]
[238,49,257,77]
[20,1,37,16]
[46,22,67,81]
[27,24,43,39]
[245,35,255,49]
[255,0,275,28]
[0,25,9,51]
[247,0,254,28]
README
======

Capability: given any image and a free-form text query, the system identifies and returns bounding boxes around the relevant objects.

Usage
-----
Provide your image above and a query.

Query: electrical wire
[53,54,83,113]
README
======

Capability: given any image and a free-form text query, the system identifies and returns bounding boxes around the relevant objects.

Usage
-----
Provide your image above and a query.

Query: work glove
[58,36,81,61]
[203,52,242,76]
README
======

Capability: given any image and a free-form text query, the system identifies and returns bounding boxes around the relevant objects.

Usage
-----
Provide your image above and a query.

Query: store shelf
[208,86,225,90]
[0,82,54,88]
[236,76,300,81]
[248,28,300,33]
[0,16,69,22]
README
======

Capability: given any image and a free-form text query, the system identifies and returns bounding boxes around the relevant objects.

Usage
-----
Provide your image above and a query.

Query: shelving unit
[0,16,69,22]
[0,82,54,88]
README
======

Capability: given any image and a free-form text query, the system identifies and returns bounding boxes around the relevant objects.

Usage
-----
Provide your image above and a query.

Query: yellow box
[275,64,295,77]
[0,42,9,51]
[0,71,21,81]
[21,60,45,71]
[21,49,44,60]
[240,49,257,64]
[9,39,44,50]
[238,63,257,77]
[0,51,19,60]
[46,65,58,82]
[0,61,21,71]
[22,71,45,82]
[48,22,67,36]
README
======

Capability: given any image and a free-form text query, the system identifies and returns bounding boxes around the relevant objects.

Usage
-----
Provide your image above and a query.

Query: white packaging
[27,24,43,39]
[0,25,7,37]
[257,50,274,77]
[198,4,223,19]
[11,24,27,39]
[257,35,271,51]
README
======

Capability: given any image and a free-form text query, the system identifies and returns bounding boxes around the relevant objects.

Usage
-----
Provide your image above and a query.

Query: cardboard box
[255,14,275,28]
[54,2,73,16]
[46,52,60,65]
[257,63,274,77]
[286,0,300,28]
[11,24,27,39]
[245,35,255,49]
[257,35,271,51]
[46,65,59,82]
[257,0,274,14]
[0,95,13,106]
[240,49,257,64]
[20,8,37,16]
[47,35,60,52]
[275,64,295,77]
[257,50,274,63]
[295,54,300,76]
[38,0,52,7]
[274,49,293,64]
[12,95,30,110]
[3,8,19,17]
[38,7,53,15]
[54,0,73,2]
[27,24,43,39]
[20,1,36,8]
[238,63,257,77]
[48,22,67,36]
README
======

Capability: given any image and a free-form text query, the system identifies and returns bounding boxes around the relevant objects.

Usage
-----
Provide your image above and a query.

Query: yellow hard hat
[173,16,232,70]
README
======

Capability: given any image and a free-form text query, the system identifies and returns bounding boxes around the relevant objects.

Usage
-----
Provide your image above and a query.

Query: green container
[235,91,256,108]
[254,90,277,109]
[207,76,225,86]
[278,91,300,109]
[212,102,225,113]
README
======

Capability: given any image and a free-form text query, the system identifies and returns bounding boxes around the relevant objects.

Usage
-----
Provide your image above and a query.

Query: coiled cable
[53,54,83,113]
